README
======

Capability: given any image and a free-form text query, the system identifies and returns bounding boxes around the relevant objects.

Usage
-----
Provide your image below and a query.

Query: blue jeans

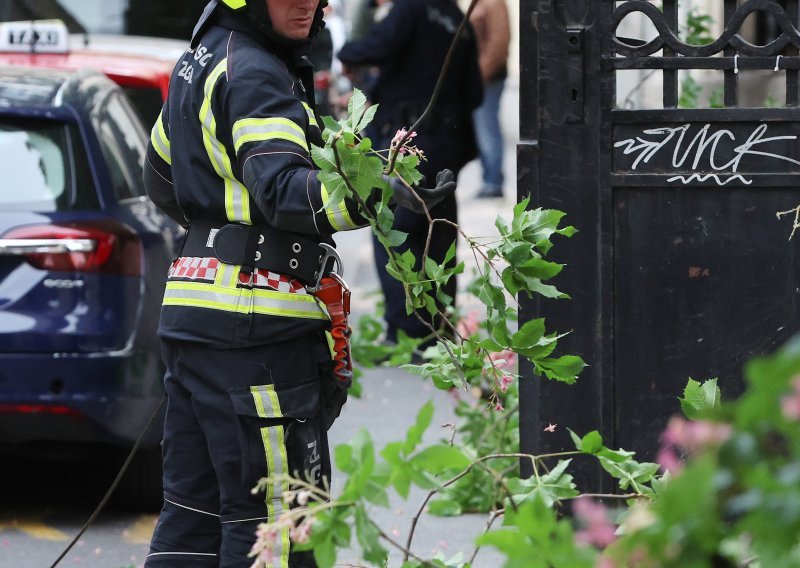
[473,78,506,191]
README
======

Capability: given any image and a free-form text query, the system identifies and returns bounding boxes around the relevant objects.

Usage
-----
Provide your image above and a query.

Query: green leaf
[355,505,388,565]
[410,445,471,475]
[393,153,423,186]
[511,318,546,349]
[311,143,337,172]
[347,88,368,130]
[679,377,722,419]
[404,400,434,455]
[534,355,586,384]
[354,103,378,133]
[569,429,604,454]
[598,455,659,493]
[428,497,464,516]
[312,535,337,568]
[321,115,341,134]
[507,459,579,507]
[335,443,353,473]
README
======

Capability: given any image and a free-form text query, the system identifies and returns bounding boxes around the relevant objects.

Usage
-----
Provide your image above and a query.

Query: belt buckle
[307,243,344,293]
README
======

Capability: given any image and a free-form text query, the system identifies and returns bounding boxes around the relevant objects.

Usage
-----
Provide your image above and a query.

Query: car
[0,63,181,509]
[0,19,182,126]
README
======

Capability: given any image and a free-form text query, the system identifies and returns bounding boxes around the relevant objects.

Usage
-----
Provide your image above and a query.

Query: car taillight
[314,70,331,91]
[0,220,142,276]
[0,404,84,420]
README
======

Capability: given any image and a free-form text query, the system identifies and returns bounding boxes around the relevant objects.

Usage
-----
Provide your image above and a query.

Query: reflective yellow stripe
[301,102,318,128]
[250,385,290,563]
[150,111,171,165]
[163,281,327,319]
[232,117,308,153]
[320,182,357,231]
[200,59,251,224]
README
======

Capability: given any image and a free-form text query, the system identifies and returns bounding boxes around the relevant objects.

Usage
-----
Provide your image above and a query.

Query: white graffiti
[667,173,753,185]
[615,123,800,185]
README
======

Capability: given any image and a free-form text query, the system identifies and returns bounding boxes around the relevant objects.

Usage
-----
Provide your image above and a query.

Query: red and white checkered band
[239,269,307,294]
[168,256,219,281]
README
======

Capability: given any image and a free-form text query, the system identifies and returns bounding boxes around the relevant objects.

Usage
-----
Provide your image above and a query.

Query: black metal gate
[519,0,800,490]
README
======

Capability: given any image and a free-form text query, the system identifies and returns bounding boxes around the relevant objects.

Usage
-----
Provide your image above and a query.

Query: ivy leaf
[568,429,605,454]
[598,455,659,493]
[507,459,579,507]
[679,377,722,419]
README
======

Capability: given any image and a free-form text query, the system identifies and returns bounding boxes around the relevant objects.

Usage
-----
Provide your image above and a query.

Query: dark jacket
[143,11,369,347]
[337,0,483,175]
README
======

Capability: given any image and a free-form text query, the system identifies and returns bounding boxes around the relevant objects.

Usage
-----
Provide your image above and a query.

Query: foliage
[249,21,800,565]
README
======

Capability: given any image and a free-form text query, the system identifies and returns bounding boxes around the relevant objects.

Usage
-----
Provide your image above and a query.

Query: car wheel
[112,445,164,512]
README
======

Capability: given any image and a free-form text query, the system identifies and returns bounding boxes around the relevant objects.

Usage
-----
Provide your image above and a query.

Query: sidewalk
[328,81,519,567]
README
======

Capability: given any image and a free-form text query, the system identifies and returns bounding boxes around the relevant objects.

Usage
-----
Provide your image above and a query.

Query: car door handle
[0,238,96,255]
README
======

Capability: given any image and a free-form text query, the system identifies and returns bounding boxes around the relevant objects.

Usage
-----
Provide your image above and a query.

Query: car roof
[0,48,174,93]
[0,65,114,109]
[71,34,187,63]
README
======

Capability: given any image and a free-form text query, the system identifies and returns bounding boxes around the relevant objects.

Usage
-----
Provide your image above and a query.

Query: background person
[470,0,510,199]
[337,0,482,348]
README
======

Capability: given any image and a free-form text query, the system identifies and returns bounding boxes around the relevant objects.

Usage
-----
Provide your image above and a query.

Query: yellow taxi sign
[0,20,69,54]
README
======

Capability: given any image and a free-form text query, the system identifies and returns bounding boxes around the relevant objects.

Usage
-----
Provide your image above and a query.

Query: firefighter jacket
[144,11,369,347]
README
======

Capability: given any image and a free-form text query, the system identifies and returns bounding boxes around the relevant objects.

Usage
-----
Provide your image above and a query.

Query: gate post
[518,0,613,491]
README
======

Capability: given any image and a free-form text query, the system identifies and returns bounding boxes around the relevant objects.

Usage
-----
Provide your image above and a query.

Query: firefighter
[141,0,455,566]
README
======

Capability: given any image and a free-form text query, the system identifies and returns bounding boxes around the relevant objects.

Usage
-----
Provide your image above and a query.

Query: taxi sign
[0,20,69,54]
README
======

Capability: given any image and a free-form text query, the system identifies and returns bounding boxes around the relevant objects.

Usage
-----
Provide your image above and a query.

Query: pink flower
[543,423,557,433]
[488,350,518,372]
[456,310,481,337]
[573,497,617,548]
[494,402,504,412]
[498,374,515,393]
[781,376,800,421]
[289,519,313,545]
[661,417,731,453]
[658,416,732,474]
[656,446,683,474]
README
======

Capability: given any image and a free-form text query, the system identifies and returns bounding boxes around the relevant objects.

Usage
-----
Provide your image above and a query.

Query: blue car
[0,66,180,508]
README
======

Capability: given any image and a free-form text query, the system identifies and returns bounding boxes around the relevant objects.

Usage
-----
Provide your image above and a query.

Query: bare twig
[468,509,505,565]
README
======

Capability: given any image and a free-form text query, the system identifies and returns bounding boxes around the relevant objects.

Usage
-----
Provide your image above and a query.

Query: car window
[96,92,147,200]
[0,117,96,211]
[122,86,163,129]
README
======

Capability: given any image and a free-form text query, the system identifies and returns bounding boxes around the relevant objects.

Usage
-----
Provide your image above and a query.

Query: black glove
[320,371,350,431]
[388,169,456,214]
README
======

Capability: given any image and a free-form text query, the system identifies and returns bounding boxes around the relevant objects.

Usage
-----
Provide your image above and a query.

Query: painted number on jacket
[178,60,194,84]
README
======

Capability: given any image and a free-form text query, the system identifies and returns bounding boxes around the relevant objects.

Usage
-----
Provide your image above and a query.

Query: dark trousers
[374,192,458,345]
[145,334,331,568]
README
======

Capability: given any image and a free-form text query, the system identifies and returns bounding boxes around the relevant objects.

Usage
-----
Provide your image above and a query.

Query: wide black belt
[180,220,339,288]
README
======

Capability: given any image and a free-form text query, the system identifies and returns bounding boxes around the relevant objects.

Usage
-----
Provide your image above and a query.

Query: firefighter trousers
[145,333,332,568]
